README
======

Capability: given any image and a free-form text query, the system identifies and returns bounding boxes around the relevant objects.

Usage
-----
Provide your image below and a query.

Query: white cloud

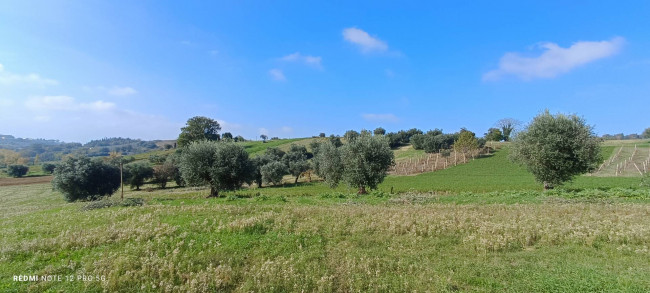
[361,113,399,123]
[25,96,116,112]
[258,128,269,135]
[281,126,293,134]
[269,68,286,81]
[217,120,242,132]
[484,37,625,81]
[280,52,323,68]
[343,27,388,53]
[0,64,58,87]
[108,86,137,96]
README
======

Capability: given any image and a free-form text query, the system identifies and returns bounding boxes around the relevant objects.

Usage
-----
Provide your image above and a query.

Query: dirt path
[0,176,53,187]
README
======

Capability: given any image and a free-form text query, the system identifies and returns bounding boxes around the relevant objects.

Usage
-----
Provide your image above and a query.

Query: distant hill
[0,135,163,162]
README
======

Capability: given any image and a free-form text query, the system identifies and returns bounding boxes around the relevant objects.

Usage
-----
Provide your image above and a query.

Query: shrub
[260,161,288,186]
[7,164,28,178]
[52,156,120,202]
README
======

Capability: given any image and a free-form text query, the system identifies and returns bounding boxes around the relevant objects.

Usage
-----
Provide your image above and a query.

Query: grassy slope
[1,184,649,292]
[241,147,642,197]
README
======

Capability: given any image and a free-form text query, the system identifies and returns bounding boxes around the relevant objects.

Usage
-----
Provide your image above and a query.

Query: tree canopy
[177,116,222,147]
[179,141,253,197]
[52,156,120,202]
[509,111,602,189]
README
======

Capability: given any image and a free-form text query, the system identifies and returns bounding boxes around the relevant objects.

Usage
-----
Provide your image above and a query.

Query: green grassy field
[1,183,649,292]
[2,142,650,292]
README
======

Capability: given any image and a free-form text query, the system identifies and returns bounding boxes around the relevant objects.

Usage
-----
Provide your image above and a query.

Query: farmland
[1,138,650,292]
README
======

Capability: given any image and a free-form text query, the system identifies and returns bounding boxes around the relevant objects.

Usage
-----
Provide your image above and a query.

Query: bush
[52,156,120,202]
[7,165,28,178]
[42,162,57,174]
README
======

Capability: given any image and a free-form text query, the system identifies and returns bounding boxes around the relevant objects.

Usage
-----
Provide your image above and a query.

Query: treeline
[51,117,398,202]
[602,128,650,140]
[0,136,162,163]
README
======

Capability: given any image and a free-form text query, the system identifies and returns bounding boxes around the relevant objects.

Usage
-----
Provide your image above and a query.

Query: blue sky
[1,1,649,142]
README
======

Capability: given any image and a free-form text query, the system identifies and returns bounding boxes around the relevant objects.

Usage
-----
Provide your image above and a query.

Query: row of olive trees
[312,132,395,194]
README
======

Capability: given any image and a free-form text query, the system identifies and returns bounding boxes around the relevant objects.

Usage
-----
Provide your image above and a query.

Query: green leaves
[510,111,602,188]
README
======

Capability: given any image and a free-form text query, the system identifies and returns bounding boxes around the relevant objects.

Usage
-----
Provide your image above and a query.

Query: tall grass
[1,184,649,292]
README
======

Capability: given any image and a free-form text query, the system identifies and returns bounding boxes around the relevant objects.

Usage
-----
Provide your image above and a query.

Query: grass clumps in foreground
[81,198,145,211]
[1,183,650,292]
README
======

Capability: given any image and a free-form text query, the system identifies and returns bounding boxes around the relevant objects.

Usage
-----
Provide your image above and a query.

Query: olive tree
[509,111,602,190]
[373,127,386,136]
[152,162,177,189]
[341,133,395,194]
[179,141,253,197]
[313,141,344,188]
[344,130,360,142]
[260,161,288,186]
[52,156,120,202]
[7,165,28,178]
[124,162,154,190]
[42,162,57,174]
[283,144,310,184]
[177,116,221,147]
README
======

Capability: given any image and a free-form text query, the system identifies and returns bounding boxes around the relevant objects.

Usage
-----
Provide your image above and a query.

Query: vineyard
[389,147,491,176]
[593,144,650,177]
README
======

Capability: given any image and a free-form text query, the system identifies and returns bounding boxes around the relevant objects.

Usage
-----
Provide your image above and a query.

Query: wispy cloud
[361,113,399,123]
[484,37,625,81]
[280,52,323,68]
[258,128,269,135]
[281,126,293,134]
[217,120,242,132]
[0,64,58,87]
[343,27,388,53]
[108,86,137,96]
[269,68,286,81]
[25,96,116,112]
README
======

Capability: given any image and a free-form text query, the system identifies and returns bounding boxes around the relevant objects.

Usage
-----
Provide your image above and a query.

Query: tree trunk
[207,186,219,198]
[257,181,262,188]
[543,182,554,190]
[295,176,299,184]
[358,186,367,194]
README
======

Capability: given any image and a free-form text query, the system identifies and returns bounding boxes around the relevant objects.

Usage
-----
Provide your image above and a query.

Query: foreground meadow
[1,182,649,292]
